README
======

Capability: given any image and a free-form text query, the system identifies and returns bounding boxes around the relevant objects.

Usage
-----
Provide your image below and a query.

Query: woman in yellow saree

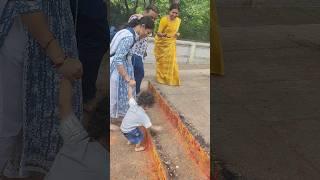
[154,3,181,86]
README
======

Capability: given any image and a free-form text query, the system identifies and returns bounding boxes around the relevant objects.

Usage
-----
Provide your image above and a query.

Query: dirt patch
[147,104,208,180]
[153,135,178,178]
[178,114,210,153]
[154,85,210,153]
[110,131,158,180]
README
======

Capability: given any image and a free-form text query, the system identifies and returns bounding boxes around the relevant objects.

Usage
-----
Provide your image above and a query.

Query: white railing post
[188,42,196,64]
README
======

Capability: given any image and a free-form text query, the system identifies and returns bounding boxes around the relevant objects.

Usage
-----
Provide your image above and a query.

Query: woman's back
[110,29,135,54]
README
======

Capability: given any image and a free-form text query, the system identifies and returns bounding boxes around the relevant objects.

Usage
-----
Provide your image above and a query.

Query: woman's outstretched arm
[113,36,136,87]
[20,12,64,64]
[20,12,83,80]
[156,17,167,38]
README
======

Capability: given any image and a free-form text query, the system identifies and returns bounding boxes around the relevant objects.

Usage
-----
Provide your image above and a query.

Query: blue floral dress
[0,0,82,175]
[110,29,138,119]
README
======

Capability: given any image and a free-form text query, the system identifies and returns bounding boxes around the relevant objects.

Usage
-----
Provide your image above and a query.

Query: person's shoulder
[118,30,135,41]
[161,16,168,21]
[136,105,147,116]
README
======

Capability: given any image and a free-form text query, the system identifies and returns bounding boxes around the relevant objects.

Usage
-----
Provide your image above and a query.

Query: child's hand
[150,125,163,133]
[128,85,132,94]
[59,78,73,120]
[57,58,83,80]
[128,85,133,99]
[128,79,136,87]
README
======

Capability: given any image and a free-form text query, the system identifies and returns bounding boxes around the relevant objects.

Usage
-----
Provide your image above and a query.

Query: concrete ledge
[148,81,210,178]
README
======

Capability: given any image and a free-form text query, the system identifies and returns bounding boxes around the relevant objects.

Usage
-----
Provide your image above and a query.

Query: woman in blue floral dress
[110,17,154,126]
[0,0,82,178]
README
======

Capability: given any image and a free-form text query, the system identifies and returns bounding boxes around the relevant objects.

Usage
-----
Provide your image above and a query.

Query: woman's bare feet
[135,144,145,152]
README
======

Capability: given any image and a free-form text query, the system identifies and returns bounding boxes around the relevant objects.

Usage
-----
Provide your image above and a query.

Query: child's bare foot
[135,146,145,152]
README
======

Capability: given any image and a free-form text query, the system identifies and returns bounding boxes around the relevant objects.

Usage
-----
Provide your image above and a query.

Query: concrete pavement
[213,6,320,180]
[143,64,210,150]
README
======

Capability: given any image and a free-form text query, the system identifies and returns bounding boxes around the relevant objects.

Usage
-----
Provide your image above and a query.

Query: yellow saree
[154,16,181,86]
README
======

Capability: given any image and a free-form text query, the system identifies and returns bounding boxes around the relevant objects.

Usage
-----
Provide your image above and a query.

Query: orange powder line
[144,127,167,179]
[148,81,211,179]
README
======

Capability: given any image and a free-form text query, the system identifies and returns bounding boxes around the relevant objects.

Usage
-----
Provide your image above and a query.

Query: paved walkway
[213,7,320,179]
[144,64,210,148]
[108,63,210,179]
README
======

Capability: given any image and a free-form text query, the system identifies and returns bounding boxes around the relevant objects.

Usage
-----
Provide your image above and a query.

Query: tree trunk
[124,0,129,17]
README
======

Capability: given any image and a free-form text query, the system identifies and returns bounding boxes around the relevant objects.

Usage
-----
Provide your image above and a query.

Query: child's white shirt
[120,97,152,133]
[45,113,108,180]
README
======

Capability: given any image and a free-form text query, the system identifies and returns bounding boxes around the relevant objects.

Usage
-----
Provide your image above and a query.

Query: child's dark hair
[128,16,155,30]
[145,5,159,14]
[137,91,155,108]
[87,97,108,140]
[169,3,180,11]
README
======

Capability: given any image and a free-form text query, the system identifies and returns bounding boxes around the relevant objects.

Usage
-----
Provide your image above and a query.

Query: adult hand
[157,32,167,38]
[128,79,136,87]
[57,58,83,80]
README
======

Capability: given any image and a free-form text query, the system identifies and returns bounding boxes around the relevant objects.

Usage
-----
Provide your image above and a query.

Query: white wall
[144,38,210,64]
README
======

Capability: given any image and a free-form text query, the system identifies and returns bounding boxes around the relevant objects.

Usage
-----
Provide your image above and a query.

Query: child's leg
[59,78,73,120]
[133,127,147,152]
[124,127,146,151]
[139,126,148,149]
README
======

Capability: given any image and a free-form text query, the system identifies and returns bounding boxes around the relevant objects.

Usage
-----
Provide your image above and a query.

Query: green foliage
[110,0,210,42]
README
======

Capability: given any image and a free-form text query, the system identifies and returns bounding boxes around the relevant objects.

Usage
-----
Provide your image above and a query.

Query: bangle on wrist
[125,77,130,83]
[44,37,55,52]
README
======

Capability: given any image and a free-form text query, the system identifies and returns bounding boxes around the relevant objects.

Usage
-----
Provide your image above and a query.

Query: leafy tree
[110,0,209,42]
